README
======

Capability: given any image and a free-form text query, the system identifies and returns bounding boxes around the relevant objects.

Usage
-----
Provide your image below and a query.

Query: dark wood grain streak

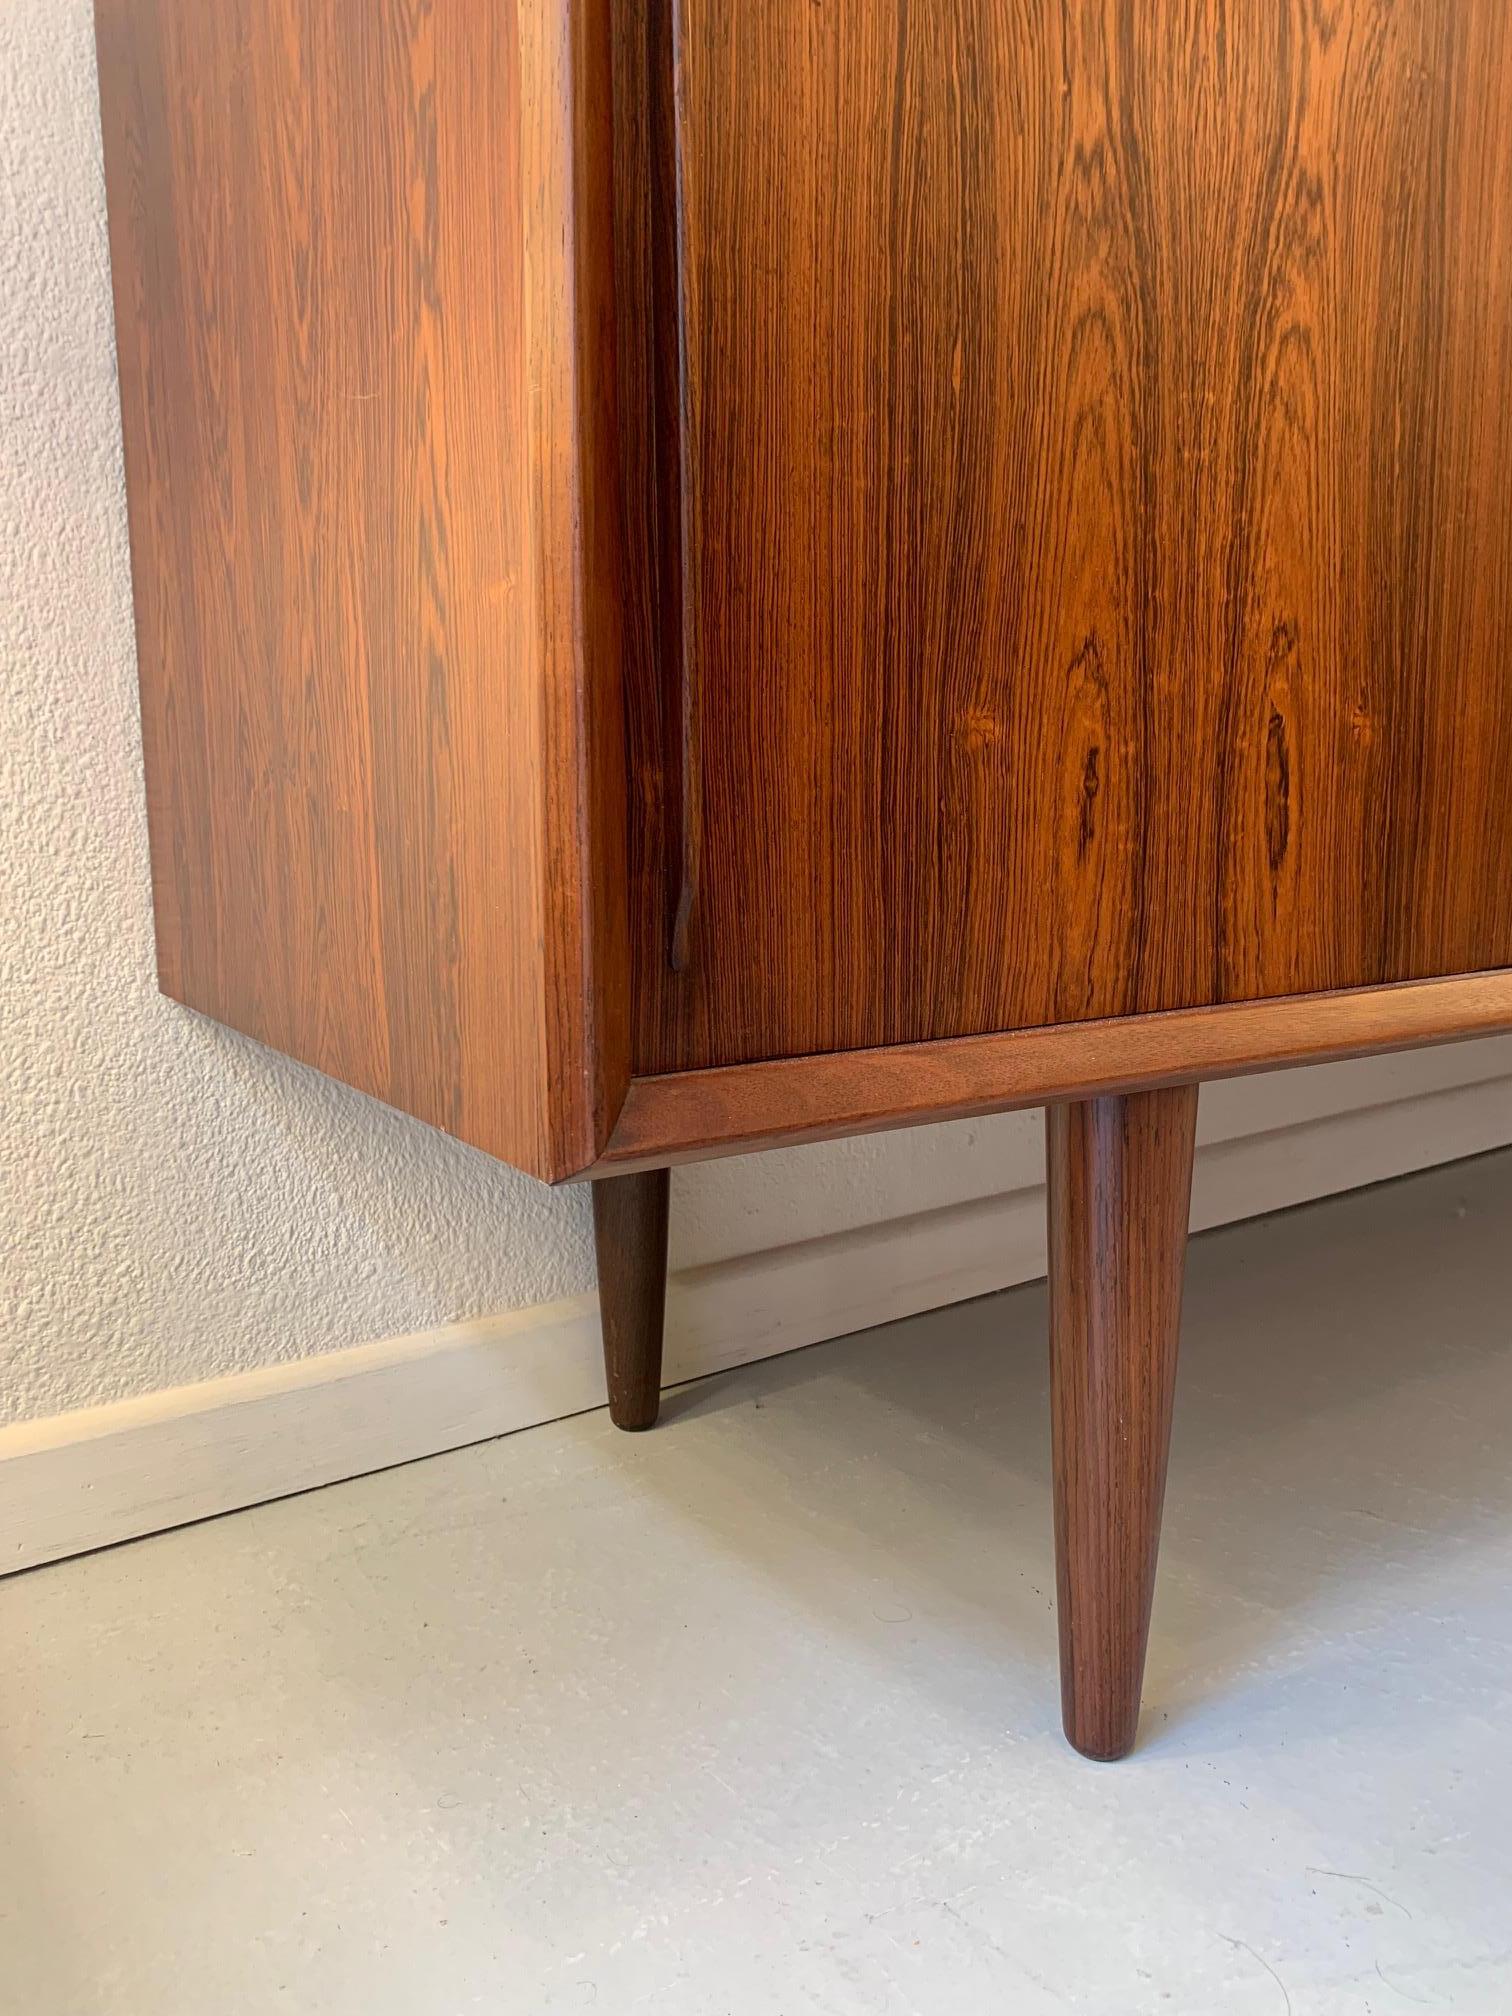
[1048,1087,1198,1760]
[611,1,694,991]
[630,0,1512,1074]
[589,970,1512,1178]
[95,0,629,1181]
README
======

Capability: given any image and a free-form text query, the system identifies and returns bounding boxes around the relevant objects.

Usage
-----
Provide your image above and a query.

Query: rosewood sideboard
[95,0,1512,1758]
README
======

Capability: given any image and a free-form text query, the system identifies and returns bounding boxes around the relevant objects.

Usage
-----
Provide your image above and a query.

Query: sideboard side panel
[95,0,629,1179]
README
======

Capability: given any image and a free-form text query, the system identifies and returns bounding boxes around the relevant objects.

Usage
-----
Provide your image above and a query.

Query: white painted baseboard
[4,1073,1511,1577]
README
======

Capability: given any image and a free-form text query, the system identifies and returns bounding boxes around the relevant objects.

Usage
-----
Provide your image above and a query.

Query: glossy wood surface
[630,0,1512,1074]
[1048,1087,1198,1760]
[96,0,628,1181]
[100,1,1512,1188]
[592,1170,671,1431]
[591,970,1512,1179]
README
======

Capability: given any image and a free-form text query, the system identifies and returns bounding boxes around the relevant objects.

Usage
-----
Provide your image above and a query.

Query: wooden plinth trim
[584,971,1512,1178]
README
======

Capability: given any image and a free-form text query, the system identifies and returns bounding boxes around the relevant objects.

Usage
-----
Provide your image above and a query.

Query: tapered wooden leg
[592,1169,671,1431]
[1046,1085,1198,1760]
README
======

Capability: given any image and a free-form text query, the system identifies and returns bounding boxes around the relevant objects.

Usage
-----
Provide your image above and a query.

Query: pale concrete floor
[4,1153,1512,2015]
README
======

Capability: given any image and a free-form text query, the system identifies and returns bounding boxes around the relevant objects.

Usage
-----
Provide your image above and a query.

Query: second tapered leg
[1046,1086,1199,1760]
[592,1168,671,1431]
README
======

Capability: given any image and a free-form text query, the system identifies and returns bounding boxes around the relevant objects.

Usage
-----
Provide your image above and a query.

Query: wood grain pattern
[591,970,1512,1177]
[1048,1087,1198,1760]
[592,1169,671,1431]
[95,0,628,1181]
[610,0,692,1002]
[630,0,1512,1074]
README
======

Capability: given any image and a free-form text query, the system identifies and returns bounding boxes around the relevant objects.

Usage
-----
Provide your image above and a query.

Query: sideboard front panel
[628,0,1512,1075]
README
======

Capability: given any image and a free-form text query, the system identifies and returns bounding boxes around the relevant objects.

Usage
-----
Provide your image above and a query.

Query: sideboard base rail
[585,970,1512,1180]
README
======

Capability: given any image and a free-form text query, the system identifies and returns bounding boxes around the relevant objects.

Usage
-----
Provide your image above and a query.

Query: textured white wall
[0,0,604,1424]
[5,2,1512,1434]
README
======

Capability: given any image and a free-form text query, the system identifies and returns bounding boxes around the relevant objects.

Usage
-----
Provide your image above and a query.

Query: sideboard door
[622,1,1512,1077]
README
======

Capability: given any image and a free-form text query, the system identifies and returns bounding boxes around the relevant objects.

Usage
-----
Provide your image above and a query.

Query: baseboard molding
[5,1074,1510,1576]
